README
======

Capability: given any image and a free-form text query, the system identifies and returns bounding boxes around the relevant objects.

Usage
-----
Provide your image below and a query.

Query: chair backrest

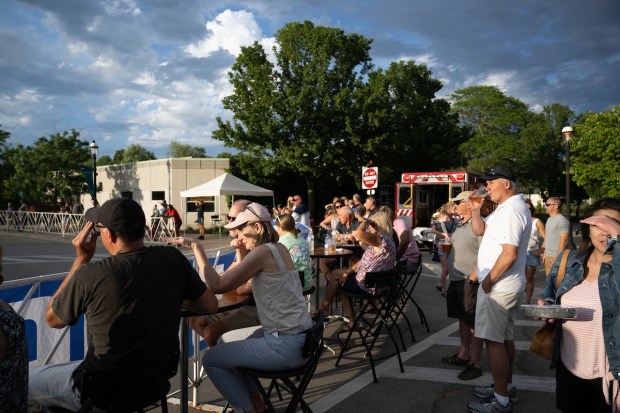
[298,270,315,296]
[363,268,398,290]
[78,350,178,413]
[302,310,325,360]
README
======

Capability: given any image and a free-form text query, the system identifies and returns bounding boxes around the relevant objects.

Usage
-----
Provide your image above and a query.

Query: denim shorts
[526,250,541,267]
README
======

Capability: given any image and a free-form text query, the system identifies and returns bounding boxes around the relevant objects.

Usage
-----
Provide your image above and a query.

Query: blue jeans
[28,361,82,411]
[203,326,306,412]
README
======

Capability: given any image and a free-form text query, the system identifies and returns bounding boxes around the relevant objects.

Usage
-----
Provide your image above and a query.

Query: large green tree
[168,142,206,158]
[450,86,531,174]
[572,105,620,198]
[518,103,575,196]
[98,144,156,166]
[350,61,469,183]
[4,130,90,205]
[213,21,374,213]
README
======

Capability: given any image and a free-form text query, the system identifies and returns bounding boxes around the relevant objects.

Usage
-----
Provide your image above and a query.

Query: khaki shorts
[545,258,554,275]
[463,280,479,327]
[219,305,261,331]
[474,287,522,343]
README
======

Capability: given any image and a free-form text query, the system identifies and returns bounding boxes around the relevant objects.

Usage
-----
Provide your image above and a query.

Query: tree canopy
[449,86,589,202]
[168,142,207,158]
[213,21,468,212]
[572,105,620,198]
[3,130,90,205]
[213,21,374,211]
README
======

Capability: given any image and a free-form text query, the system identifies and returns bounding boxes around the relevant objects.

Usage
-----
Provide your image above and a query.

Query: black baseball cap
[85,198,146,232]
[479,166,516,182]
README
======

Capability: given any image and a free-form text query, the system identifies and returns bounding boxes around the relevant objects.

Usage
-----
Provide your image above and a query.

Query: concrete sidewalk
[169,257,558,413]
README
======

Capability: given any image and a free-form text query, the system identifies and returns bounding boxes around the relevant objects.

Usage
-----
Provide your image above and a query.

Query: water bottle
[307,230,314,252]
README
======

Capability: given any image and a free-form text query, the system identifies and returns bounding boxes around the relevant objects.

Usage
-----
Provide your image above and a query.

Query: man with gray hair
[466,167,531,413]
[364,195,378,217]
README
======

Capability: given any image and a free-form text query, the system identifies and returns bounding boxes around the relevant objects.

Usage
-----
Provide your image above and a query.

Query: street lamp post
[561,126,573,219]
[562,126,574,247]
[89,140,99,206]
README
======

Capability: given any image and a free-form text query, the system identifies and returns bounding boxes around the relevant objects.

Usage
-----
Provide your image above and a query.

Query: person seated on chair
[318,211,396,329]
[319,206,361,280]
[393,215,421,275]
[167,203,313,413]
[28,198,218,412]
[1,245,28,413]
[188,199,262,348]
[275,213,312,290]
[318,204,338,232]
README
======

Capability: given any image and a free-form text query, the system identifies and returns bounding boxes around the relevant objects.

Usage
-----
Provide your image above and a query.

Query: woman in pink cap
[166,202,312,413]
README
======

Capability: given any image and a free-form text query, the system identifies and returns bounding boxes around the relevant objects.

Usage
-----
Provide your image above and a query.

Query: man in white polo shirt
[466,167,531,413]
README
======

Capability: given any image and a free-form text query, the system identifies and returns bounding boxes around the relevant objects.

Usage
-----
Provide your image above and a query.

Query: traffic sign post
[362,167,379,191]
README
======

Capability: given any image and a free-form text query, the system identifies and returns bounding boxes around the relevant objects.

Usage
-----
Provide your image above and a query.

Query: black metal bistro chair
[237,311,325,413]
[75,350,178,413]
[335,268,405,383]
[390,257,429,347]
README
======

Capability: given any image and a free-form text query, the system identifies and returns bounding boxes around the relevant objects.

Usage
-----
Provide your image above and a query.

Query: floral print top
[0,302,28,413]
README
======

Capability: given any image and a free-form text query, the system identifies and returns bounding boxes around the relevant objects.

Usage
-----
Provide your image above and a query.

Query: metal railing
[0,210,176,243]
[0,248,235,371]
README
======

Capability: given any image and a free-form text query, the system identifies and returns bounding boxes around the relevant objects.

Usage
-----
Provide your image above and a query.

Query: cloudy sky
[1,0,618,159]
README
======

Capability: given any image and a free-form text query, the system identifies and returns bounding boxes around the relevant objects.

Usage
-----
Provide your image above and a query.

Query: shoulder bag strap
[555,248,571,288]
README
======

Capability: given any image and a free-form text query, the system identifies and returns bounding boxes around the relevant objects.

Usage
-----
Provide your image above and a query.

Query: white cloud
[133,72,156,86]
[185,9,262,58]
[462,71,517,93]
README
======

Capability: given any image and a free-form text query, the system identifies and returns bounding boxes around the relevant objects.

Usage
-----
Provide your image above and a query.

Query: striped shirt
[560,279,606,379]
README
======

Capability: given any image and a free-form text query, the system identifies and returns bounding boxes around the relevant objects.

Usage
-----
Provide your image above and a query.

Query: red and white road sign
[362,167,379,189]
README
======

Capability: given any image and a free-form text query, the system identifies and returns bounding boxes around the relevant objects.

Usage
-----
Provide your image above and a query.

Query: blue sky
[1,0,618,159]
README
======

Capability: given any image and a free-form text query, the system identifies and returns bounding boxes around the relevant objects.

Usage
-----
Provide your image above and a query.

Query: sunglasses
[544,203,557,207]
[243,205,264,221]
[335,204,343,209]
[91,222,105,234]
[227,215,236,222]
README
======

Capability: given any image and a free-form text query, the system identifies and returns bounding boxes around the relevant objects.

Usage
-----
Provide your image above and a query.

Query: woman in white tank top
[525,200,546,304]
[167,202,312,413]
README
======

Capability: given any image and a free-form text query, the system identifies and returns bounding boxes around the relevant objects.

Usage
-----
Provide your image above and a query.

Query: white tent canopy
[180,173,274,198]
[180,174,274,224]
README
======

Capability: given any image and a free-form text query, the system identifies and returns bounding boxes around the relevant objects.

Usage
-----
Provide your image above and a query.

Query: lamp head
[561,126,574,142]
[89,140,99,157]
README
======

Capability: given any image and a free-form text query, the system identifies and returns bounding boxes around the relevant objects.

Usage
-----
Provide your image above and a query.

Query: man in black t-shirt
[28,198,217,412]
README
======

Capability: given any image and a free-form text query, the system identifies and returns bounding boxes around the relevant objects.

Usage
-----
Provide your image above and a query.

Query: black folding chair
[237,311,325,413]
[397,257,429,333]
[299,270,316,311]
[387,258,429,348]
[75,350,178,413]
[335,269,405,383]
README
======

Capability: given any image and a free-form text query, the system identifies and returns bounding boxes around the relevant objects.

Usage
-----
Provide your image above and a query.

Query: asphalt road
[0,230,231,281]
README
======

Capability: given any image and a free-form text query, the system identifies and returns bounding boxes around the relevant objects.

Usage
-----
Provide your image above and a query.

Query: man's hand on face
[73,222,99,262]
